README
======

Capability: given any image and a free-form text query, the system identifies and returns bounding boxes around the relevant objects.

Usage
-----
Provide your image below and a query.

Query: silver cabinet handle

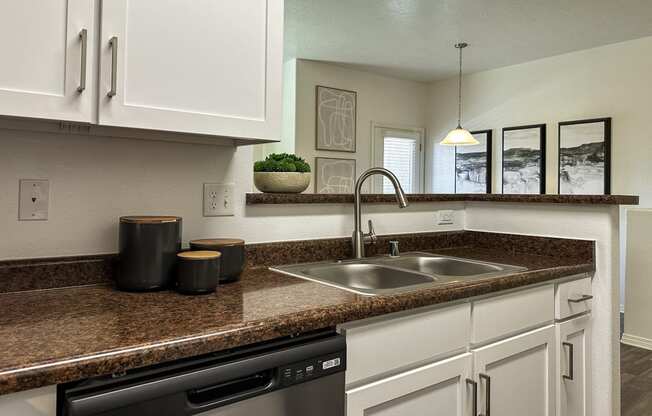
[568,294,593,303]
[107,36,118,97]
[77,29,88,92]
[479,373,491,416]
[563,342,574,380]
[466,378,478,416]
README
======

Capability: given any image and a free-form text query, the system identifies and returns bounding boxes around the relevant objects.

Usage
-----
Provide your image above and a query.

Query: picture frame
[502,124,546,194]
[315,157,357,194]
[315,85,357,152]
[558,117,611,195]
[455,129,493,194]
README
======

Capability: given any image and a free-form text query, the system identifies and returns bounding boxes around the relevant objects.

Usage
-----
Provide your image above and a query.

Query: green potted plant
[253,153,311,193]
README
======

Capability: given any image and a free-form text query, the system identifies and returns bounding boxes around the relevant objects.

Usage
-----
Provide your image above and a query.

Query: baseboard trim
[622,333,652,351]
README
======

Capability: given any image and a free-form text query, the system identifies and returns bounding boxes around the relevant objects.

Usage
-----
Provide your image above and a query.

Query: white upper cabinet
[0,0,95,122]
[98,0,283,140]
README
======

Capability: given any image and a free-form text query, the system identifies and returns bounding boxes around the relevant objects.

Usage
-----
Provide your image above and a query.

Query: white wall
[0,127,464,260]
[427,35,652,200]
[294,59,429,191]
[427,35,652,308]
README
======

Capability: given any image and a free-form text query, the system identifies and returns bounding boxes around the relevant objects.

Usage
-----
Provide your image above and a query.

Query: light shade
[440,127,479,146]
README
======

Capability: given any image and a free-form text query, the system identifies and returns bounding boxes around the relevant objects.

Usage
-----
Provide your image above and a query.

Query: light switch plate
[19,179,49,221]
[203,183,234,216]
[437,210,454,225]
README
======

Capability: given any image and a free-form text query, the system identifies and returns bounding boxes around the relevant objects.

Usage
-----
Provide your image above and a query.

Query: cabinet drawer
[556,277,592,320]
[472,285,554,344]
[343,303,470,385]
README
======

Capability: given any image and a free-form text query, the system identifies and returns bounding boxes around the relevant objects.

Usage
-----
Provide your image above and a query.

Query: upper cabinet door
[472,325,556,416]
[99,0,283,140]
[0,0,95,122]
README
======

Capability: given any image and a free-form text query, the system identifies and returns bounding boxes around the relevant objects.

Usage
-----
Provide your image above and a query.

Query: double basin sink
[271,252,527,296]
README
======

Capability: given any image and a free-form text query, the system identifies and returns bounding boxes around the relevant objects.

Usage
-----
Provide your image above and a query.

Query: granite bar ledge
[245,193,639,205]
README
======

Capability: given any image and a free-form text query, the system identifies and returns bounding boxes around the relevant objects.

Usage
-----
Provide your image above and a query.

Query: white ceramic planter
[253,172,311,193]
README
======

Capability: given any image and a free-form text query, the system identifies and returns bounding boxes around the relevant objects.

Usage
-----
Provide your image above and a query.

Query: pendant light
[440,42,479,146]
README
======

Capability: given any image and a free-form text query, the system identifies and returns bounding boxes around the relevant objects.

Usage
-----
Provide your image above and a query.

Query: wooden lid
[190,238,245,248]
[177,250,221,260]
[120,216,182,224]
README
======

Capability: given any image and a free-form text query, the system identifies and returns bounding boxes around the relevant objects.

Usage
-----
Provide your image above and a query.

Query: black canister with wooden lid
[118,216,182,291]
[189,238,245,283]
[176,251,221,294]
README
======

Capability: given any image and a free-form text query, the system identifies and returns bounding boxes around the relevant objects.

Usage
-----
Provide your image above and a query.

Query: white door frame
[370,121,426,193]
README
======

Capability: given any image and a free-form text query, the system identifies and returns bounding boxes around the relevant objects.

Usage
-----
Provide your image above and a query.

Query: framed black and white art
[315,86,357,152]
[502,124,546,194]
[455,130,492,194]
[558,118,611,195]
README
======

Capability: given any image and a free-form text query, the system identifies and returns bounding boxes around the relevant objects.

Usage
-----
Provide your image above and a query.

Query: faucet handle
[367,219,378,245]
[389,240,400,257]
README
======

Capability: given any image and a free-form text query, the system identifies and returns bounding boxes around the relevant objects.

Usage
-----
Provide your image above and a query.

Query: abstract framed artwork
[455,130,493,194]
[558,118,611,195]
[315,85,357,152]
[315,157,357,194]
[502,124,546,194]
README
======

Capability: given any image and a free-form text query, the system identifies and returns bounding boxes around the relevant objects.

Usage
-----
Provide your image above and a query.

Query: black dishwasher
[57,330,346,416]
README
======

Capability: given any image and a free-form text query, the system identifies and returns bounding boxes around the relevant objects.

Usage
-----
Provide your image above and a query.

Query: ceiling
[284,0,652,82]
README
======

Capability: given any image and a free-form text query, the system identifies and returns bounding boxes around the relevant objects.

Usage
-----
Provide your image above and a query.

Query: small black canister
[118,216,182,291]
[176,251,221,295]
[189,239,245,283]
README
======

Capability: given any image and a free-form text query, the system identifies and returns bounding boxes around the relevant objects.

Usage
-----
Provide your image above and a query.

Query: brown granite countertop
[245,192,639,205]
[0,245,593,396]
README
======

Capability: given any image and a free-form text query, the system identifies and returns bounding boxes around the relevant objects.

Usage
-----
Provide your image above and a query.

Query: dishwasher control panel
[280,352,346,387]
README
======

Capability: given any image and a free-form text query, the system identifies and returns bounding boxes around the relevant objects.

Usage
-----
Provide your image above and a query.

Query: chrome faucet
[352,168,408,258]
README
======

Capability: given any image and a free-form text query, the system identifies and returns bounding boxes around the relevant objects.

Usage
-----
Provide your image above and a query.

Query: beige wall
[426,35,652,309]
[0,126,465,260]
[427,35,652,201]
[294,59,429,192]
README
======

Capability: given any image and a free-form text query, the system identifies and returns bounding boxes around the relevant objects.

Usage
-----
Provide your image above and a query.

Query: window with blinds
[372,125,424,193]
[382,136,418,193]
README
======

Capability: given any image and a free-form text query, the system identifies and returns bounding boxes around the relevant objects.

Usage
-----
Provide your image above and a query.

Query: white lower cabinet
[556,315,592,416]
[346,353,472,416]
[472,325,556,416]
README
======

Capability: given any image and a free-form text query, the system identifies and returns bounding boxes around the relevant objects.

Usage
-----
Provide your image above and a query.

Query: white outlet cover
[19,179,49,221]
[203,183,235,217]
[437,210,454,225]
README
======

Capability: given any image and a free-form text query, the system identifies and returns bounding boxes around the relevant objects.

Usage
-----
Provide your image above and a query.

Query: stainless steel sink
[285,263,436,295]
[270,253,526,296]
[370,253,526,278]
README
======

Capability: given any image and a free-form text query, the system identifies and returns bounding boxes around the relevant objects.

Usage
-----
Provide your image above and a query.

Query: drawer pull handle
[77,29,88,92]
[466,378,478,416]
[108,36,118,97]
[479,373,491,416]
[563,342,574,380]
[568,294,593,303]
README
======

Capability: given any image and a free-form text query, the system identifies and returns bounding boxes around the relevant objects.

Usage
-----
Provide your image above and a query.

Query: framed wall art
[315,85,357,152]
[558,117,611,195]
[315,157,356,194]
[502,124,546,194]
[455,129,493,194]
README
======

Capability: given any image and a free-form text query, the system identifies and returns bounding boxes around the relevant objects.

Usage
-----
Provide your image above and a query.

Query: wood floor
[622,343,652,416]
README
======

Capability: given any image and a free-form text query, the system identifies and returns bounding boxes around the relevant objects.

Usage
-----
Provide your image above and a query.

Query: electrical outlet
[437,210,454,225]
[203,183,234,216]
[19,179,50,221]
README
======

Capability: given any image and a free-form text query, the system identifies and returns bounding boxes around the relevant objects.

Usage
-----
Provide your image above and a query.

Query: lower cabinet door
[346,353,472,416]
[472,325,556,416]
[556,315,591,416]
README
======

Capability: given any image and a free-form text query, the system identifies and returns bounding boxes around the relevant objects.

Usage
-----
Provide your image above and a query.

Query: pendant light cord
[457,44,463,128]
